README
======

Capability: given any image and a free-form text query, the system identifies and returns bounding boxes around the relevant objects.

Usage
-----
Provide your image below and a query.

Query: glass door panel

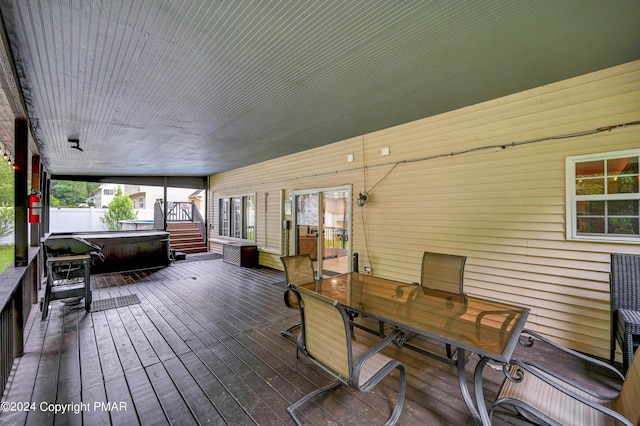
[295,193,320,272]
[294,187,350,277]
[321,191,349,276]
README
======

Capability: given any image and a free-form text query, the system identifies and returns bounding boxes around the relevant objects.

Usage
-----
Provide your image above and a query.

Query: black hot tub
[46,230,171,274]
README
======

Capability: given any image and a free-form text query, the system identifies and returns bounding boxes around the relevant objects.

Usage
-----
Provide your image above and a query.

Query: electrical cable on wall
[217,120,640,193]
[214,119,640,273]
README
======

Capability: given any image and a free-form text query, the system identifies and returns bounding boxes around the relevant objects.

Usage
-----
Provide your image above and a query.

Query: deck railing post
[12,287,23,358]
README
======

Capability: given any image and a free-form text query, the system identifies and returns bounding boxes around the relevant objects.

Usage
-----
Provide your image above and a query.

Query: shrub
[100,187,137,231]
[0,206,14,238]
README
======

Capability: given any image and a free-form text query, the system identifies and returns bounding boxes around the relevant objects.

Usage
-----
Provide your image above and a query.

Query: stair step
[167,221,207,254]
[167,222,198,229]
[172,246,207,254]
[170,232,201,237]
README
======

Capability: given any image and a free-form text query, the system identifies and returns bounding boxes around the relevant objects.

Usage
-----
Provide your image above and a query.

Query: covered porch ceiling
[0,1,638,180]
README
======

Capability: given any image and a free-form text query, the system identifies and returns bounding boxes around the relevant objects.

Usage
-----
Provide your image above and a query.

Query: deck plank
[162,356,226,425]
[1,257,618,425]
[144,362,197,424]
[104,375,138,425]
[124,368,169,426]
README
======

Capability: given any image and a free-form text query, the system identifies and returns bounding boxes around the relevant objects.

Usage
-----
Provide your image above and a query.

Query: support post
[42,170,50,234]
[30,155,40,247]
[163,177,168,231]
[12,290,23,357]
[14,118,28,267]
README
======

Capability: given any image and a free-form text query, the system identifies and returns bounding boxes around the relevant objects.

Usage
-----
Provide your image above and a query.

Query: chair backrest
[612,351,640,424]
[610,253,640,312]
[281,254,316,285]
[293,285,352,380]
[420,251,466,294]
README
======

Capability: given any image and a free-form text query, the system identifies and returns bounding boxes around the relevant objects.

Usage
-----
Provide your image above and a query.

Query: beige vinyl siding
[209,60,640,358]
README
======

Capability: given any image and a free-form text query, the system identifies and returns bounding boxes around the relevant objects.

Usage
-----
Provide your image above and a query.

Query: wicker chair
[396,252,467,362]
[287,284,406,426]
[491,329,639,426]
[280,254,316,339]
[610,253,640,375]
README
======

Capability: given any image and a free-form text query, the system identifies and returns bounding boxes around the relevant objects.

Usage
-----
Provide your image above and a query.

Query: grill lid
[44,235,102,256]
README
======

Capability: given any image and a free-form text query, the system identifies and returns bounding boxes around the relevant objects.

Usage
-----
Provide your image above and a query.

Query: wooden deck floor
[0,256,621,425]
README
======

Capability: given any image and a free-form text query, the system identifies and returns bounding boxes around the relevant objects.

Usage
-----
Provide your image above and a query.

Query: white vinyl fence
[49,207,155,232]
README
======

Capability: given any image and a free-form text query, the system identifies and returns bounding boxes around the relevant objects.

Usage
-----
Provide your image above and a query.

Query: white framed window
[218,193,256,241]
[566,149,640,242]
[138,197,144,208]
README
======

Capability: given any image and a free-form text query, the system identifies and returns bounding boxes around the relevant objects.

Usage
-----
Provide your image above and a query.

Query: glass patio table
[296,272,530,426]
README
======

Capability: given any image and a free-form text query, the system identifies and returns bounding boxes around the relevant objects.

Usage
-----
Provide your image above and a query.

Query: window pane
[576,178,604,195]
[577,201,604,215]
[219,198,229,236]
[245,195,255,240]
[570,151,640,240]
[232,198,242,238]
[577,217,605,234]
[608,218,639,235]
[607,176,638,194]
[607,157,638,176]
[608,200,639,216]
[576,160,603,178]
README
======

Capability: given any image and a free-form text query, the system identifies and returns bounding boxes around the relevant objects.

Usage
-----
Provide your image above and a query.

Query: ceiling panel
[0,0,638,177]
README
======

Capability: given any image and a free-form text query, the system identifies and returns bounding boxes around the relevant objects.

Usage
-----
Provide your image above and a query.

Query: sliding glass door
[293,186,351,276]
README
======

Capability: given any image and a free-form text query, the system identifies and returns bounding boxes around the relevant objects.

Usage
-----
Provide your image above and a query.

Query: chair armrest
[506,360,634,426]
[519,329,624,399]
[357,328,402,363]
[352,329,403,390]
[618,308,640,326]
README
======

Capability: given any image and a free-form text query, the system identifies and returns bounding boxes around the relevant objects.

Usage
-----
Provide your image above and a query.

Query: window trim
[218,193,256,242]
[566,148,640,243]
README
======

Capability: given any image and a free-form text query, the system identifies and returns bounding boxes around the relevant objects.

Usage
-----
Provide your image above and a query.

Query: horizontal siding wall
[209,60,640,357]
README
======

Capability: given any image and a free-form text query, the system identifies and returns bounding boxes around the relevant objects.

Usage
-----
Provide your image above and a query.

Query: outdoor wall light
[357,193,369,207]
[68,138,83,152]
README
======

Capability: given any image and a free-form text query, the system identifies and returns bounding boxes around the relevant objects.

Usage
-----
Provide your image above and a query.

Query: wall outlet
[347,153,354,163]
[381,146,390,156]
[364,266,372,273]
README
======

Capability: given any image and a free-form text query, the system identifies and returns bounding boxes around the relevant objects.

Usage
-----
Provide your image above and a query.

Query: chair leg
[384,363,406,426]
[287,379,342,425]
[611,317,617,366]
[623,327,633,375]
[281,323,301,339]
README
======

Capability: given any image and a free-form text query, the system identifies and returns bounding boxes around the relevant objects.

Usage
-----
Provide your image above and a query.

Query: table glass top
[297,273,529,360]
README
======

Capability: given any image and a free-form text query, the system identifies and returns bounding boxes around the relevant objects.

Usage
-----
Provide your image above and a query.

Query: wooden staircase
[167,222,207,254]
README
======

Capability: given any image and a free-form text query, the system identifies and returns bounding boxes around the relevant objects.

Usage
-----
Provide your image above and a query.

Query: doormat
[91,294,141,312]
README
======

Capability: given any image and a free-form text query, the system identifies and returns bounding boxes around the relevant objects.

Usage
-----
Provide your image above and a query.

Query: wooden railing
[191,202,206,243]
[154,200,207,244]
[0,248,40,392]
[166,201,193,222]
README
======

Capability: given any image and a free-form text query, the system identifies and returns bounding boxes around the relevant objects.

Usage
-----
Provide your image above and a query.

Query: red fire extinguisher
[28,189,41,224]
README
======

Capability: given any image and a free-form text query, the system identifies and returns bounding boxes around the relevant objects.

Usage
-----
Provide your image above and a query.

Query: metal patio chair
[396,251,467,362]
[280,254,316,339]
[610,253,640,375]
[287,284,406,426]
[491,329,639,426]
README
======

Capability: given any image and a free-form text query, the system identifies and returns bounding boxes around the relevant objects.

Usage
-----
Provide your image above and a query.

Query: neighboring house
[88,183,123,208]
[123,185,203,211]
[208,60,640,360]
